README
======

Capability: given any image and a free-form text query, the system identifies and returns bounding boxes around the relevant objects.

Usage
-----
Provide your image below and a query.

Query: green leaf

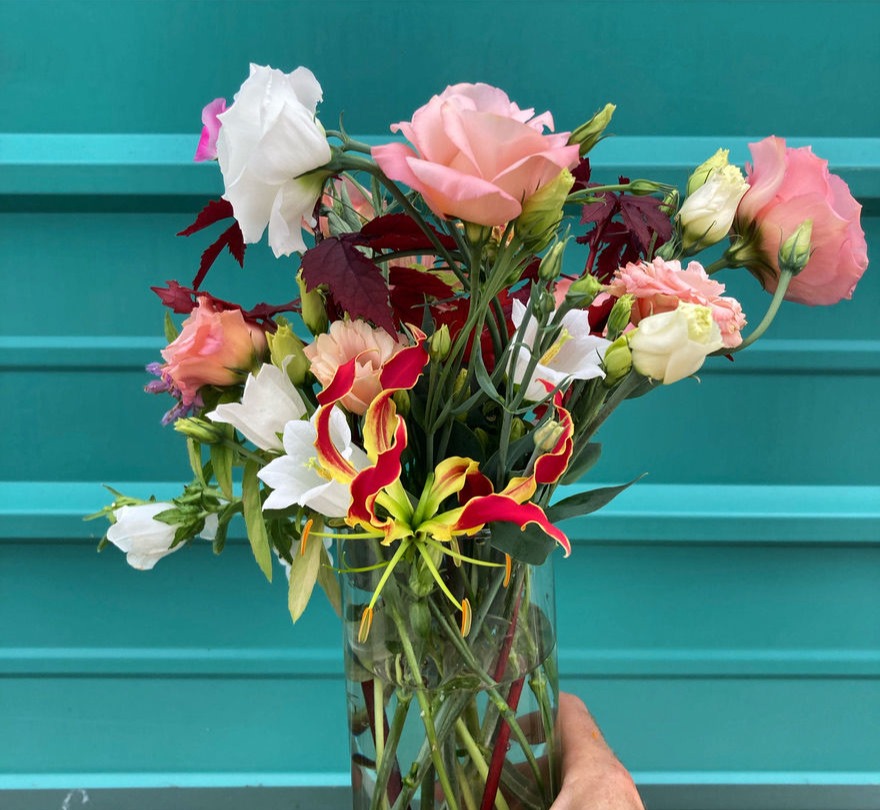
[288,529,323,622]
[547,474,645,525]
[242,460,272,582]
[186,438,207,488]
[163,311,180,343]
[489,521,557,566]
[473,347,506,406]
[559,442,602,485]
[317,545,342,618]
[211,441,234,501]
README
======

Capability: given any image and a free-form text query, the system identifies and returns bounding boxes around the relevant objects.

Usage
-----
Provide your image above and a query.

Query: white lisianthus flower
[629,303,724,384]
[510,299,611,401]
[207,362,307,451]
[258,408,369,517]
[106,502,182,571]
[216,63,332,257]
[678,163,749,252]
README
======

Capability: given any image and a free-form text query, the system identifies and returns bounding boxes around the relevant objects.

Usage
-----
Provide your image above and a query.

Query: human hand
[549,692,645,810]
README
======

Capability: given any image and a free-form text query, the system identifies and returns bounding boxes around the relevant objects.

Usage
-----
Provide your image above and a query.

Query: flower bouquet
[92,64,868,810]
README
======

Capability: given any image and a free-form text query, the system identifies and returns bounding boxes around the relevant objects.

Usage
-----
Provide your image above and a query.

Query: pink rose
[607,257,746,348]
[194,98,226,162]
[372,83,580,227]
[304,320,407,415]
[160,296,268,407]
[735,136,868,305]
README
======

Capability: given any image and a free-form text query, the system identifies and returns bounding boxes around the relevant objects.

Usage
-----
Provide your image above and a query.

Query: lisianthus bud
[517,169,574,249]
[534,420,564,453]
[778,219,813,276]
[174,417,226,444]
[569,103,616,157]
[267,318,310,385]
[563,273,602,308]
[391,389,410,417]
[429,324,452,361]
[510,417,526,443]
[686,148,731,196]
[297,273,328,335]
[606,294,634,340]
[678,163,749,252]
[538,240,566,282]
[630,303,723,385]
[602,335,632,388]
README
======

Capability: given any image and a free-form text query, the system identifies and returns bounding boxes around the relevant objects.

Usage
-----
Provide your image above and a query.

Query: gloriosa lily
[312,327,573,640]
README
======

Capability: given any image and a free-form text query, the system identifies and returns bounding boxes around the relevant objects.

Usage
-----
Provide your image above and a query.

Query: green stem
[455,719,510,810]
[389,604,461,810]
[369,692,413,810]
[705,256,732,275]
[718,269,793,355]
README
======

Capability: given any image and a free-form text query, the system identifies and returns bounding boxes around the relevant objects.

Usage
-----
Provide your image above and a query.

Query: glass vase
[339,532,560,810]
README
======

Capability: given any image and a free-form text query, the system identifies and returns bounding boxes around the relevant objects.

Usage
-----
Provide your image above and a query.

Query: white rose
[629,303,723,384]
[678,163,749,252]
[106,502,182,570]
[216,63,332,257]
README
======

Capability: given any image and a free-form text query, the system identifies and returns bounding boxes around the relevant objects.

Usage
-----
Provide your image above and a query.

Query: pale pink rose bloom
[304,320,407,415]
[160,297,267,406]
[607,257,746,348]
[735,136,868,305]
[372,83,580,227]
[194,98,226,162]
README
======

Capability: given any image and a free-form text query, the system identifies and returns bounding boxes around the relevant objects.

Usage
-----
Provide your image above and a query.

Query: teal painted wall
[1,1,879,807]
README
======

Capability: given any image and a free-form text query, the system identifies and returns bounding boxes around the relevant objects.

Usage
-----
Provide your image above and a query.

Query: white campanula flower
[510,299,610,401]
[106,502,182,571]
[216,63,332,257]
[629,303,723,384]
[207,362,307,451]
[258,408,369,518]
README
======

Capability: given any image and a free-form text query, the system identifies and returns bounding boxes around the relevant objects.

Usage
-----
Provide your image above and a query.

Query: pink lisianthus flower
[606,257,746,349]
[304,320,407,415]
[149,296,268,420]
[372,83,580,227]
[194,98,226,162]
[734,136,868,305]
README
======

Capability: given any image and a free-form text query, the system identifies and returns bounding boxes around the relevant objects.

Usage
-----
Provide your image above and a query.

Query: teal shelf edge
[1,134,878,198]
[2,482,879,543]
[2,647,878,678]
[2,335,880,373]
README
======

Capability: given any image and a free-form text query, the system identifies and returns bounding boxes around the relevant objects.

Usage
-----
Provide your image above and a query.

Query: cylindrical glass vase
[340,532,560,810]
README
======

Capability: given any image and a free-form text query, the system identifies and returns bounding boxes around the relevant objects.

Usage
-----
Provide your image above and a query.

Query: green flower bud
[429,324,452,362]
[606,294,634,340]
[517,169,574,249]
[391,389,410,418]
[686,148,731,196]
[453,369,469,398]
[569,103,616,157]
[533,420,564,452]
[778,219,813,276]
[602,335,632,388]
[538,240,566,282]
[174,417,226,444]
[628,179,667,196]
[564,273,603,308]
[267,317,310,385]
[510,417,526,444]
[297,272,328,336]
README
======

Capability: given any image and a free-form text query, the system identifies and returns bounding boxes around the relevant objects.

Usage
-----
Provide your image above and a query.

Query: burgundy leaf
[301,237,396,334]
[151,281,199,314]
[570,157,592,192]
[579,191,618,227]
[191,222,247,290]
[151,281,296,324]
[354,213,457,252]
[388,265,456,324]
[177,198,234,237]
[619,194,672,253]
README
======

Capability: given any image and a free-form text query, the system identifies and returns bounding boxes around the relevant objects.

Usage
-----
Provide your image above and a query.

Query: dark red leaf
[151,281,296,324]
[580,191,618,227]
[570,157,592,191]
[177,198,234,237]
[388,266,456,324]
[354,213,457,252]
[301,237,396,334]
[191,222,247,290]
[619,194,673,253]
